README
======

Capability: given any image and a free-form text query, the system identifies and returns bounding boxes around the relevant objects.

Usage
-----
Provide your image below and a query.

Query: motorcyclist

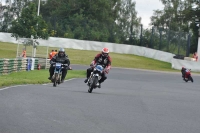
[181,66,190,80]
[48,48,70,83]
[84,47,112,88]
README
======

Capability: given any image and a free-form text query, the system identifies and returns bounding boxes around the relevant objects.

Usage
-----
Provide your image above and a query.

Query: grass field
[0,41,177,71]
[0,41,181,87]
[0,69,85,88]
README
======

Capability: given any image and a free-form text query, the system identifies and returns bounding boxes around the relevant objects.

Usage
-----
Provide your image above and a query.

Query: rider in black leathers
[84,47,112,88]
[181,67,187,80]
[48,48,70,83]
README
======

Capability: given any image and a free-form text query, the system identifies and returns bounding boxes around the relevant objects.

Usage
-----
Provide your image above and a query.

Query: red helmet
[102,47,109,57]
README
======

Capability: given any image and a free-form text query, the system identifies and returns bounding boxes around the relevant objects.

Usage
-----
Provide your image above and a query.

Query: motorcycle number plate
[56,63,62,67]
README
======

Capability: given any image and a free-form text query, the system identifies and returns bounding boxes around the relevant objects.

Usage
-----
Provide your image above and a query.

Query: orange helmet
[102,47,109,57]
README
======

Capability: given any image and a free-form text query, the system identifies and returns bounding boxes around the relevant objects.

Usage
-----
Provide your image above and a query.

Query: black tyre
[53,73,58,87]
[183,78,188,82]
[88,76,98,93]
[88,86,93,93]
[189,76,194,82]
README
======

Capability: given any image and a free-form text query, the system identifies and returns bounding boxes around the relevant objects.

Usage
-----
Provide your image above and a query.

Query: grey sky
[134,0,164,28]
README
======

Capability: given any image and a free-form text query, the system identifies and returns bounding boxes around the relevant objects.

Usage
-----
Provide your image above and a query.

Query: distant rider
[181,67,189,80]
[48,48,70,83]
[49,50,54,59]
[84,47,112,88]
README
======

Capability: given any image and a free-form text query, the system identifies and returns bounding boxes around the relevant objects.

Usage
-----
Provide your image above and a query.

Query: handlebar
[52,63,72,70]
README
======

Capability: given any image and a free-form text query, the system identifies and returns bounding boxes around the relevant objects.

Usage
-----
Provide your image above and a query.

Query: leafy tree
[39,0,141,44]
[11,2,49,40]
[149,0,200,53]
[2,0,141,44]
[1,0,31,32]
[117,0,141,44]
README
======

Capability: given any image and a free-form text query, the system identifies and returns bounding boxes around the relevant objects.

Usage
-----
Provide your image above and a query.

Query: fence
[135,27,190,57]
[0,58,50,75]
[42,17,191,57]
[16,38,50,58]
[0,58,26,75]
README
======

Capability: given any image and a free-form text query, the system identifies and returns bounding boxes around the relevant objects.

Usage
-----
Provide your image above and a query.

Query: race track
[0,65,200,133]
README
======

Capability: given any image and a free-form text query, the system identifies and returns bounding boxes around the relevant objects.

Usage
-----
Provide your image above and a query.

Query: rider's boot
[98,83,101,88]
[61,77,65,83]
[61,76,65,83]
[98,78,106,88]
[84,78,88,83]
[48,76,52,80]
[49,71,54,80]
[97,80,102,88]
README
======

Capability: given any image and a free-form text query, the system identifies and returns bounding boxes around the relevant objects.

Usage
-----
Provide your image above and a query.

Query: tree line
[0,0,199,53]
[150,0,200,53]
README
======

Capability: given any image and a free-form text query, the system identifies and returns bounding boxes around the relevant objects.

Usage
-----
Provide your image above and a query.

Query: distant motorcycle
[183,69,193,83]
[51,63,71,87]
[52,63,65,87]
[87,65,104,93]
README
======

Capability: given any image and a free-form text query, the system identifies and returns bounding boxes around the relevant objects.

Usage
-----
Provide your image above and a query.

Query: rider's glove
[104,66,111,74]
[90,61,95,67]
[50,61,55,65]
[104,68,109,74]
[69,66,72,70]
[63,64,69,67]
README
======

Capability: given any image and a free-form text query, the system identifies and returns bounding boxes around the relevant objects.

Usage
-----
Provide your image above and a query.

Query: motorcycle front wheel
[88,76,98,93]
[53,73,58,87]
[189,76,194,82]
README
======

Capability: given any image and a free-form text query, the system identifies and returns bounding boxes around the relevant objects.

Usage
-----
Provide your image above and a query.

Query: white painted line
[0,78,77,91]
[0,85,30,91]
[64,78,76,82]
[42,78,77,85]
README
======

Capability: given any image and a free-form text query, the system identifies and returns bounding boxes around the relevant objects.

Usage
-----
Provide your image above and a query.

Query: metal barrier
[0,58,47,75]
[0,58,26,75]
[38,58,50,69]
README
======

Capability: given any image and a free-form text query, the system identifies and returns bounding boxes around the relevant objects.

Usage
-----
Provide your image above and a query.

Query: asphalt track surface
[0,65,200,133]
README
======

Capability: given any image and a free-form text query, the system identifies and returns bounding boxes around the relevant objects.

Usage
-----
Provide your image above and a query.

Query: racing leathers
[49,53,70,82]
[181,67,188,79]
[85,53,112,86]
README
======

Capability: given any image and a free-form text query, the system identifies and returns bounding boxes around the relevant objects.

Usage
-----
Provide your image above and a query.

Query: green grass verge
[0,41,187,88]
[0,41,176,71]
[0,69,85,88]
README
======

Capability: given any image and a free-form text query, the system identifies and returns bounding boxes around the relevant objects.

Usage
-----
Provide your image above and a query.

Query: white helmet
[102,47,109,57]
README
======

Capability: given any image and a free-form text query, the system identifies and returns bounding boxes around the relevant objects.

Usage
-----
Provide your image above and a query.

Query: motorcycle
[52,63,64,87]
[87,65,104,93]
[183,69,194,83]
